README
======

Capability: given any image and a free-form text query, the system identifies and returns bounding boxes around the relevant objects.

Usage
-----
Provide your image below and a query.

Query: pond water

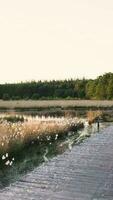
[0,111,112,188]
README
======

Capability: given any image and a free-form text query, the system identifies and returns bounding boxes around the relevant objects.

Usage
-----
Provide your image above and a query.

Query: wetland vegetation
[0,109,112,188]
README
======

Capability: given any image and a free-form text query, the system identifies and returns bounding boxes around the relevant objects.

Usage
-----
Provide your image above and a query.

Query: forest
[0,73,113,100]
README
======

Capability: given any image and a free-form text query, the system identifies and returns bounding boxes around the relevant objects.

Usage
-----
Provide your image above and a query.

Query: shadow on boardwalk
[0,126,113,200]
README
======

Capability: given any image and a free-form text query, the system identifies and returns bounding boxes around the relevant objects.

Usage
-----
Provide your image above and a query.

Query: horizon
[0,71,111,84]
[0,0,113,83]
[0,72,112,84]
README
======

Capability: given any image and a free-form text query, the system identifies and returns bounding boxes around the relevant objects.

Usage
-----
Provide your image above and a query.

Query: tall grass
[87,110,102,124]
[0,116,84,156]
[0,100,113,109]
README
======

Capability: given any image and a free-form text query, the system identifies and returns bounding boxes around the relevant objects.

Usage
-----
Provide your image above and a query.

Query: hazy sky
[0,0,113,83]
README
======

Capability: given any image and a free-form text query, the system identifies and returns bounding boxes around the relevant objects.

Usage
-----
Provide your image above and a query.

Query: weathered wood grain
[0,126,113,199]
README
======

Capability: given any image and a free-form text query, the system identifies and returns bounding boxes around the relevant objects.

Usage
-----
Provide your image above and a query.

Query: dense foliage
[0,73,113,100]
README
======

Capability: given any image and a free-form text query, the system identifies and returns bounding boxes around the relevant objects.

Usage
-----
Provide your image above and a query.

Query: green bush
[31,93,40,100]
[2,93,10,100]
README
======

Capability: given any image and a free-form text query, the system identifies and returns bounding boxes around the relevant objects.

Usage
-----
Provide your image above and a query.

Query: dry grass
[0,100,113,109]
[87,110,103,124]
[0,116,84,153]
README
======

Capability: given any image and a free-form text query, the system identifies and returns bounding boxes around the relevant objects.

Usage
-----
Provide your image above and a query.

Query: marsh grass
[0,100,113,109]
[0,117,84,157]
[87,110,103,124]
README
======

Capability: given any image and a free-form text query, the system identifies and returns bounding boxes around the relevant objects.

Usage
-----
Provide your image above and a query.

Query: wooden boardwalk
[0,126,113,200]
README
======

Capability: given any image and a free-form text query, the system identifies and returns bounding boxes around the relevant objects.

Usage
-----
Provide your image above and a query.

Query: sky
[0,0,113,83]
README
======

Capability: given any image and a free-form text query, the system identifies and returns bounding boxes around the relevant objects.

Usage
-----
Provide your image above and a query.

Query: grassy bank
[0,117,84,166]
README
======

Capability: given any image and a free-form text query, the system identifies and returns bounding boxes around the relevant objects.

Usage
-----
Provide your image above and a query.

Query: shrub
[11,96,21,100]
[31,93,40,100]
[2,93,10,100]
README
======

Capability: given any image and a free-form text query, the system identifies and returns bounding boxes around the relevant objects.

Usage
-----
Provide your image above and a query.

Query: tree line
[0,73,113,100]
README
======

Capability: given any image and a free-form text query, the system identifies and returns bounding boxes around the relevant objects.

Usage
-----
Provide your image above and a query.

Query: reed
[87,110,102,124]
[0,117,84,155]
